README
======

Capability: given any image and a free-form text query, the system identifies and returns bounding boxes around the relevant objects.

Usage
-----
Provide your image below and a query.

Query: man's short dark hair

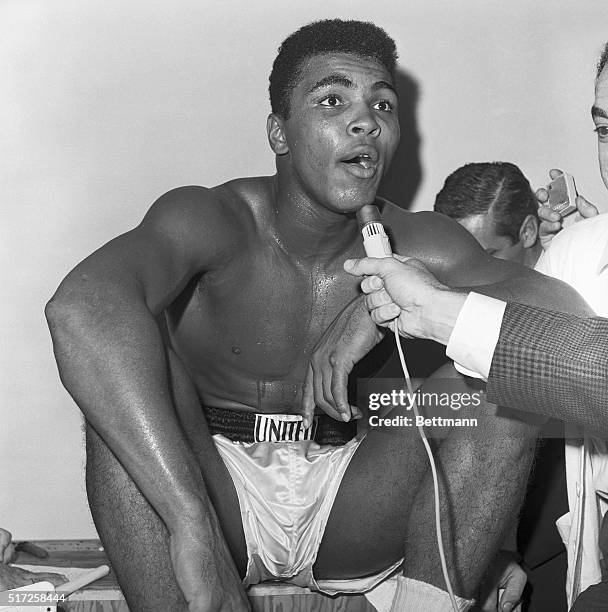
[597,41,608,80]
[269,19,398,119]
[434,162,538,244]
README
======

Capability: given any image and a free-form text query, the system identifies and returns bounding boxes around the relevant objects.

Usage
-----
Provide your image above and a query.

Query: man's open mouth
[343,153,375,170]
[341,152,379,179]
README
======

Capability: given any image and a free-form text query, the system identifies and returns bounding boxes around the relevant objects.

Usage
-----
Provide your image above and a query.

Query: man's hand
[478,551,526,612]
[302,296,384,425]
[0,565,67,592]
[0,529,16,564]
[0,528,67,593]
[536,169,599,250]
[169,522,250,612]
[343,255,467,345]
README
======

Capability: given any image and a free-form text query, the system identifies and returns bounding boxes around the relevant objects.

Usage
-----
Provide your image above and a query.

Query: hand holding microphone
[345,213,467,345]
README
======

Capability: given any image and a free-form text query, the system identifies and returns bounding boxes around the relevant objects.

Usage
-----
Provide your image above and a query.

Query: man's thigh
[315,363,538,590]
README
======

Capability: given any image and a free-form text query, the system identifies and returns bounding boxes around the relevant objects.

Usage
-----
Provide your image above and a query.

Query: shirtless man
[46,19,592,612]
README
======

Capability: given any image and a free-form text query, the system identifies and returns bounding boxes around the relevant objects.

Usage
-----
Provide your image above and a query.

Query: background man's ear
[267,114,289,155]
[519,214,539,248]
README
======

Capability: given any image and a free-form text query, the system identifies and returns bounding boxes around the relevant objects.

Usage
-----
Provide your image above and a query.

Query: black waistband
[203,405,356,446]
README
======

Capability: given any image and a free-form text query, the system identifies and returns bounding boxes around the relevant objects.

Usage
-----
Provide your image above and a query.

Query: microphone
[356,204,393,257]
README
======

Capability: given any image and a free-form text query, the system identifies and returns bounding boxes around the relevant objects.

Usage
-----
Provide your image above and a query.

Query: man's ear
[519,214,539,248]
[267,114,289,155]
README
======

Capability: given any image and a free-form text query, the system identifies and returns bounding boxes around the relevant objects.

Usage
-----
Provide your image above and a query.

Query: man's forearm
[45,290,213,532]
[465,266,594,319]
[486,302,608,433]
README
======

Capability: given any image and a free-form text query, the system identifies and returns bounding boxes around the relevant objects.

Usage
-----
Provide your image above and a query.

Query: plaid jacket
[486,302,608,433]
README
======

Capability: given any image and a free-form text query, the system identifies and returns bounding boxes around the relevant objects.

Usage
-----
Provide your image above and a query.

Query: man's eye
[373,100,393,112]
[595,125,608,141]
[319,95,343,107]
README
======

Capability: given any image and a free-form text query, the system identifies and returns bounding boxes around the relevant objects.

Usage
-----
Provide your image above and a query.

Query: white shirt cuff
[446,292,507,380]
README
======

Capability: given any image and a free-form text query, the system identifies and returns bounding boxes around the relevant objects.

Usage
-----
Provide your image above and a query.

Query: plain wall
[2,0,608,538]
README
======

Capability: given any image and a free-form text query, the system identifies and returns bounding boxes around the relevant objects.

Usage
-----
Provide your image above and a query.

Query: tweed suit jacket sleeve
[486,302,608,432]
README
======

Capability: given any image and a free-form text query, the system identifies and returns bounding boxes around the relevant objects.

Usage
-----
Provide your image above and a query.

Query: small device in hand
[356,204,393,257]
[547,172,578,217]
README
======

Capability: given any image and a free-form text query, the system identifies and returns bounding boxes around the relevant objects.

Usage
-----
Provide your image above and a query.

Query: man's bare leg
[398,383,536,598]
[85,348,247,612]
[86,425,189,610]
[316,363,537,599]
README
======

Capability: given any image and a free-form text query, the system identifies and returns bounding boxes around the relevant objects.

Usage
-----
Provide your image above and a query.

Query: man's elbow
[45,295,66,332]
[44,286,93,343]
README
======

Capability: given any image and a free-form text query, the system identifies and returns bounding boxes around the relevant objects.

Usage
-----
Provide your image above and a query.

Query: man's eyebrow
[306,74,353,95]
[592,105,608,120]
[305,74,397,97]
[372,80,397,95]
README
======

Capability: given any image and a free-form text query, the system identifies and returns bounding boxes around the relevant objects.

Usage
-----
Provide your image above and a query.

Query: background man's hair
[597,41,608,80]
[269,19,398,119]
[434,162,538,243]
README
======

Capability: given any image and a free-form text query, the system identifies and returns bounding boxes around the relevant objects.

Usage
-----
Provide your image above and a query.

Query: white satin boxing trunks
[206,408,402,594]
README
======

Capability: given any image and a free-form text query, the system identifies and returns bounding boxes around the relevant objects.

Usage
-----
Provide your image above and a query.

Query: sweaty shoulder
[379,200,593,315]
[140,180,261,272]
[380,201,488,281]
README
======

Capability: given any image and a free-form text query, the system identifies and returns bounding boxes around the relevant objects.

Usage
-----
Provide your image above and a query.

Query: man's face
[593,65,608,190]
[277,53,400,213]
[457,213,525,263]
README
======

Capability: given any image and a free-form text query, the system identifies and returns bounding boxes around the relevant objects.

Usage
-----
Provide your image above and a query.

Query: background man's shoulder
[536,212,608,287]
[550,212,608,252]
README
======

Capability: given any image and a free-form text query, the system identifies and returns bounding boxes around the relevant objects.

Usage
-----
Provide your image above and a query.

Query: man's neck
[526,243,543,269]
[271,175,361,264]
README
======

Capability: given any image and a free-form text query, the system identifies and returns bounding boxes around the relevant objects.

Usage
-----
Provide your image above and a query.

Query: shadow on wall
[378,68,422,210]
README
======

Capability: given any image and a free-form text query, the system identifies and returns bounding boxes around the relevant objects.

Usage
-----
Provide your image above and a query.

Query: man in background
[434,162,541,267]
[526,43,608,610]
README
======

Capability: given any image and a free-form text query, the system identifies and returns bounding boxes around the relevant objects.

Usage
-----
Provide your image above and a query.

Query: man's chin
[331,184,380,212]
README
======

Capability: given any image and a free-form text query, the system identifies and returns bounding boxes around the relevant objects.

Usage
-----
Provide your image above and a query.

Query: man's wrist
[424,288,468,346]
[446,292,507,379]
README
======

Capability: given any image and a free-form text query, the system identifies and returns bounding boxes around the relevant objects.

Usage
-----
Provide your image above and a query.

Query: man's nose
[347,107,381,137]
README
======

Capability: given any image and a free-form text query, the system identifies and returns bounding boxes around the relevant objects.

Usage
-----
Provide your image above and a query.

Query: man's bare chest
[166,247,362,380]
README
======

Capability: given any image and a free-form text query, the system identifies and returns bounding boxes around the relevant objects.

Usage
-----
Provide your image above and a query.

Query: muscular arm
[306,204,592,422]
[46,186,247,610]
[385,207,594,318]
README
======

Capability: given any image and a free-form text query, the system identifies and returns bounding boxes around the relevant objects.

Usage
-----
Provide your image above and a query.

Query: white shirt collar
[598,240,608,274]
